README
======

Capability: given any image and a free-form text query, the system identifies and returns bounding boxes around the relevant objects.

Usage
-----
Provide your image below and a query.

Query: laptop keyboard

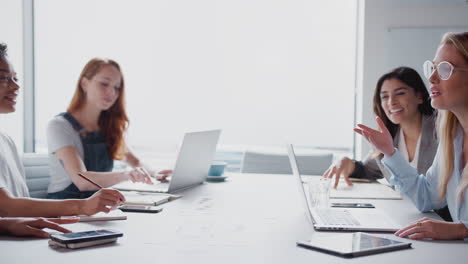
[316,209,361,226]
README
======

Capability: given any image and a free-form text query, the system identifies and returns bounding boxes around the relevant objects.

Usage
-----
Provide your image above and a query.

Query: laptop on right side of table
[287,144,401,232]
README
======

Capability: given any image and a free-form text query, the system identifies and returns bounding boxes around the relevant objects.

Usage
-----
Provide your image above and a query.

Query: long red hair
[67,58,129,160]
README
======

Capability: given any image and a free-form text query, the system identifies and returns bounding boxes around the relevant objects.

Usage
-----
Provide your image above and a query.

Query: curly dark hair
[0,43,7,61]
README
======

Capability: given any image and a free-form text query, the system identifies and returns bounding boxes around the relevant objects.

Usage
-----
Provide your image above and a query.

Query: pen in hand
[77,173,125,205]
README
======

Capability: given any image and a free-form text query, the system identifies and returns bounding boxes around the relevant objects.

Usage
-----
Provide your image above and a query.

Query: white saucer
[206,175,228,182]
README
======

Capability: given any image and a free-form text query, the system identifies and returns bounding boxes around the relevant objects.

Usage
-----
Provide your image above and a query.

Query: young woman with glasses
[355,32,468,240]
[0,43,126,238]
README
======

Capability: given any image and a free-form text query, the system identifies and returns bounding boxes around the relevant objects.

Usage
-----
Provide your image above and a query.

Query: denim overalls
[47,112,114,199]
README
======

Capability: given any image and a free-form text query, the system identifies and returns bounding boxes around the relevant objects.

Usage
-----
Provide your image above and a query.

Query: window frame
[23,0,36,153]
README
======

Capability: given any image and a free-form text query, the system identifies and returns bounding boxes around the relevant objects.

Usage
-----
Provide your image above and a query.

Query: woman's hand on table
[323,157,355,188]
[395,217,468,240]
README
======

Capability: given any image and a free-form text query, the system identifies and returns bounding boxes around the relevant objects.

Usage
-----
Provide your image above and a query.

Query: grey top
[0,130,29,197]
[352,114,438,180]
[46,115,85,193]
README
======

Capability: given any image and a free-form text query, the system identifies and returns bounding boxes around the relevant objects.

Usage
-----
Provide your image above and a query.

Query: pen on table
[77,173,124,204]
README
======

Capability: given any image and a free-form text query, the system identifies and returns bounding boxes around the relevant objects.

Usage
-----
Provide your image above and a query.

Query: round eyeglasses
[423,60,468,81]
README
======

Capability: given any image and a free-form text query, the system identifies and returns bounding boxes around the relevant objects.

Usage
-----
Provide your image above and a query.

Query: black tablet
[297,232,411,258]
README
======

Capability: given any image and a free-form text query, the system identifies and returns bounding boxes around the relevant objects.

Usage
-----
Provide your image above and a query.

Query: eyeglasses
[423,60,468,81]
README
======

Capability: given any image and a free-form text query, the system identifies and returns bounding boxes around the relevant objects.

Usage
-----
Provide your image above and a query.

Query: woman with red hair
[0,44,126,238]
[47,58,170,199]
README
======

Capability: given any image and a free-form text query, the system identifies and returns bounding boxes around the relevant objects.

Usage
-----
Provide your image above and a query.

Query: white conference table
[1,173,466,264]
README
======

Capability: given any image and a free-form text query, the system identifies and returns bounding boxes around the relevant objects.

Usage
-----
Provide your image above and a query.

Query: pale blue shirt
[382,124,468,229]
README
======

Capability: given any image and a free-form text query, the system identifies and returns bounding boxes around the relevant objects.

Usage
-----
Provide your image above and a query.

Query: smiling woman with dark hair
[323,66,452,221]
[372,67,434,138]
[0,43,126,238]
[324,67,437,183]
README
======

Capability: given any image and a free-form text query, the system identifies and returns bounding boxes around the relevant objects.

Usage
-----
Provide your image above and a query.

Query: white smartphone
[48,237,118,249]
[331,202,375,208]
[119,205,163,213]
[50,229,123,244]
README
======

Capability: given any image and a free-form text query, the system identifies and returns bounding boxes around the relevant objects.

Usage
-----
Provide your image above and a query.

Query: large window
[33,0,357,165]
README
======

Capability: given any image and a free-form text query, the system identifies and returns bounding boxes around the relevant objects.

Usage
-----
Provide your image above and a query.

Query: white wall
[356,0,468,159]
[0,0,24,152]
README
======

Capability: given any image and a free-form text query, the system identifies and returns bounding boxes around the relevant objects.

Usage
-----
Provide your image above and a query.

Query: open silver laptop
[287,144,401,232]
[114,130,221,193]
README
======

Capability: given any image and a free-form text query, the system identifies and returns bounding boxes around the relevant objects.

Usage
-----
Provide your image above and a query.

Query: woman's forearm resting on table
[0,190,84,217]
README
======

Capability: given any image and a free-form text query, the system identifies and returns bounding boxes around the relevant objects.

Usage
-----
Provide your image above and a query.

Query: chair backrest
[240,150,333,175]
[22,153,50,198]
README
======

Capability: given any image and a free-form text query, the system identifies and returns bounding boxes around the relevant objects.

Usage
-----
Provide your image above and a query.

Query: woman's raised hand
[354,116,395,157]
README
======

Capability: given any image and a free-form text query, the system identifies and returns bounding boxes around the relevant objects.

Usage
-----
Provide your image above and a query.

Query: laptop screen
[287,144,314,225]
